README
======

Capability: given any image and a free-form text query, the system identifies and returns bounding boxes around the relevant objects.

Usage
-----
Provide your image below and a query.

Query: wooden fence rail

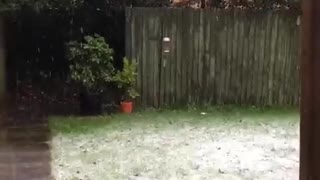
[125,8,300,108]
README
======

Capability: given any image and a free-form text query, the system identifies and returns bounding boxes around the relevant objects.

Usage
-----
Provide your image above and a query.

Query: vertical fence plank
[261,12,271,106]
[141,9,148,107]
[223,10,230,104]
[275,15,284,105]
[238,11,245,105]
[284,16,291,105]
[231,10,238,104]
[150,9,161,108]
[225,10,233,104]
[208,9,217,104]
[241,11,249,105]
[284,14,291,104]
[206,11,212,105]
[256,11,262,105]
[203,9,210,104]
[170,10,177,106]
[192,9,200,105]
[181,9,188,105]
[268,13,277,105]
[290,17,297,105]
[281,14,290,105]
[135,10,143,106]
[164,10,172,107]
[274,14,281,105]
[283,19,290,105]
[190,9,197,105]
[273,14,280,105]
[217,9,227,104]
[168,9,175,106]
[214,9,219,104]
[252,15,261,104]
[163,9,171,107]
[287,21,294,105]
[257,12,266,105]
[146,10,153,106]
[239,11,245,104]
[293,21,300,105]
[212,9,220,104]
[198,10,204,105]
[288,17,297,105]
[281,15,288,105]
[246,13,255,104]
[293,19,300,105]
[238,10,244,104]
[263,12,269,105]
[159,9,165,107]
[175,9,183,106]
[237,10,245,104]
[259,12,266,105]
[287,18,294,105]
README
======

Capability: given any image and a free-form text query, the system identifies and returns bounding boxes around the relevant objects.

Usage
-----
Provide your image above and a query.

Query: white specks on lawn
[51,117,299,180]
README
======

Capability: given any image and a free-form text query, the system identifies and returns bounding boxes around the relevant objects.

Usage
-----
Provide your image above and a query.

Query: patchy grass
[50,107,300,180]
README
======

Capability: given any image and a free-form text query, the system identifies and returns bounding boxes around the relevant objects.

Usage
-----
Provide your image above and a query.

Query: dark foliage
[2,6,126,115]
[1,0,299,115]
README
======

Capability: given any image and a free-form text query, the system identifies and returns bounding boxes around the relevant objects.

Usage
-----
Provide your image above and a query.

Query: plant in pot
[67,34,115,115]
[113,57,139,113]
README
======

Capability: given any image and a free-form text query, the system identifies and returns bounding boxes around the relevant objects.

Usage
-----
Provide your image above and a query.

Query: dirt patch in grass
[50,108,299,180]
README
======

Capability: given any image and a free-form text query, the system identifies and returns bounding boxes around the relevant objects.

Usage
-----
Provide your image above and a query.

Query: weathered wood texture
[126,8,300,108]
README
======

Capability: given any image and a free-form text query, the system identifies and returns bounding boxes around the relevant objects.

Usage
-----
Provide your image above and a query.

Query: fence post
[300,0,320,179]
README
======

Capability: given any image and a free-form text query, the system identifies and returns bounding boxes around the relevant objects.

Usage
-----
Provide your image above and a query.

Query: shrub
[67,34,115,93]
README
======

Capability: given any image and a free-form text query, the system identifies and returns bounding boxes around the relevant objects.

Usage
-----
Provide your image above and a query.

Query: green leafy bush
[113,57,139,101]
[67,34,115,93]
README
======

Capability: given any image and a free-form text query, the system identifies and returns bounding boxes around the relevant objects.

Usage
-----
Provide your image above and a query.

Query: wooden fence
[125,8,300,107]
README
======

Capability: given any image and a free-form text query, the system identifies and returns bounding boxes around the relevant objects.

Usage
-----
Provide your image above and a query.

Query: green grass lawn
[49,106,299,135]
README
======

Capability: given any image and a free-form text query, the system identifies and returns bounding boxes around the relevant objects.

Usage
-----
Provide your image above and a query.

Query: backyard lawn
[50,107,299,180]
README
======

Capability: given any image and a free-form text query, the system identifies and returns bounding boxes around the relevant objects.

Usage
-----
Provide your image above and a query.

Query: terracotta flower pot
[120,101,133,113]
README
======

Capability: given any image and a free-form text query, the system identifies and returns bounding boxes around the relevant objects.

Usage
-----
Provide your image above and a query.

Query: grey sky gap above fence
[125,8,300,108]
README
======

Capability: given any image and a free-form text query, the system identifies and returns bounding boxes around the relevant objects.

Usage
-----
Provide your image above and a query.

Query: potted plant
[113,57,139,113]
[67,34,115,115]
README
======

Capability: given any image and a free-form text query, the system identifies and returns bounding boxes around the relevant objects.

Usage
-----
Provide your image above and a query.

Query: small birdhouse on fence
[162,37,171,53]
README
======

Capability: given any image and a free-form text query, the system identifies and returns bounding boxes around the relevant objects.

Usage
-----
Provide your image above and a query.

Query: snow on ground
[51,112,299,180]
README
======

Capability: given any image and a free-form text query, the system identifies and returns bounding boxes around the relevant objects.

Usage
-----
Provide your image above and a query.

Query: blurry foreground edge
[0,14,52,179]
[300,0,320,179]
